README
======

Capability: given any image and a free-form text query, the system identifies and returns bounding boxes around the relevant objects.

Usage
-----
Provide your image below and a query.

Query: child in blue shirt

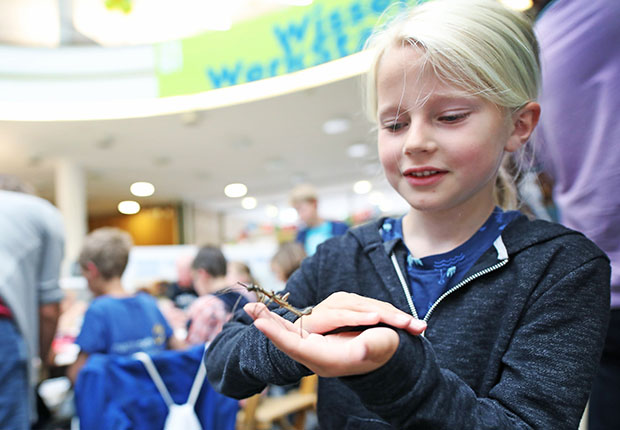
[67,227,184,383]
[206,1,610,429]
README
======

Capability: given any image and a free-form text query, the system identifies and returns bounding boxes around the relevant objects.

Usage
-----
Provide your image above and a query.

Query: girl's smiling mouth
[403,167,448,185]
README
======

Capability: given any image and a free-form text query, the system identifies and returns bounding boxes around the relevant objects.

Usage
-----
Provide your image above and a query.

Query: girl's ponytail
[494,159,519,211]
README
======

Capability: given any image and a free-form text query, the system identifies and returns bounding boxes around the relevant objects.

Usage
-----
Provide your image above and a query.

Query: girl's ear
[505,102,541,153]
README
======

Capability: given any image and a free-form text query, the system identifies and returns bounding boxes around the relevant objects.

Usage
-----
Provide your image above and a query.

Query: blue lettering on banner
[349,2,365,25]
[312,15,332,65]
[246,63,264,82]
[329,10,350,57]
[371,0,392,13]
[274,15,310,72]
[268,59,280,77]
[206,62,242,87]
[273,15,311,54]
[203,0,406,90]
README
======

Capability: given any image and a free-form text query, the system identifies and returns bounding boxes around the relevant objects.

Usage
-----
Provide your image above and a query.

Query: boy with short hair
[289,184,348,256]
[67,227,183,383]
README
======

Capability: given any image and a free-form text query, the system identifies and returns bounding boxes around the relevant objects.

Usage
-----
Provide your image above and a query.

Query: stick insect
[236,281,312,317]
[227,281,312,335]
[227,282,389,335]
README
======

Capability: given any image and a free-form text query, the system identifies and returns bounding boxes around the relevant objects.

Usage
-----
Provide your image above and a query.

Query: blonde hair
[365,0,540,209]
[289,183,319,206]
[78,227,133,280]
[271,241,307,282]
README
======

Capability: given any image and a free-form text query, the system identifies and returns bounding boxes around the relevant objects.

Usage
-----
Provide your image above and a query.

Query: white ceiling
[0,75,385,216]
[0,0,398,220]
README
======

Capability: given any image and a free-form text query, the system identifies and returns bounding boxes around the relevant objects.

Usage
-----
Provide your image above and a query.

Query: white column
[55,159,87,277]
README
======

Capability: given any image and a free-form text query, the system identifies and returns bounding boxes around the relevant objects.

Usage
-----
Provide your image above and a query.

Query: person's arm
[67,304,105,385]
[247,254,610,429]
[368,258,610,429]
[206,254,323,399]
[67,351,89,385]
[244,293,426,376]
[36,204,65,366]
[39,302,60,366]
[168,334,187,350]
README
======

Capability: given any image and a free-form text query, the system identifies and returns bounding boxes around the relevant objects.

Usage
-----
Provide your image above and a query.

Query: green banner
[155,0,415,97]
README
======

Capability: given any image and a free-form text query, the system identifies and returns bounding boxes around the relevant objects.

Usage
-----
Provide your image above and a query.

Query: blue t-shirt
[297,220,349,256]
[76,292,173,356]
[381,208,519,319]
[304,222,332,256]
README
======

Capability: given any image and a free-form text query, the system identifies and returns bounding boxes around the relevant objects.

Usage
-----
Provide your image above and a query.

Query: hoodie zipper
[422,258,508,322]
[390,238,510,323]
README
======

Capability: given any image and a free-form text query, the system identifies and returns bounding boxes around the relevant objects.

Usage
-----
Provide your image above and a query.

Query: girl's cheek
[379,145,401,171]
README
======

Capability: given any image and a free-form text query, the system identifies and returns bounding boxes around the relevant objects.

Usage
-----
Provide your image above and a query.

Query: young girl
[206,0,610,428]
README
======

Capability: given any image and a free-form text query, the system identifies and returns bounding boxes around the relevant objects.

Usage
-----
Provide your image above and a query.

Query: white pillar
[55,159,87,277]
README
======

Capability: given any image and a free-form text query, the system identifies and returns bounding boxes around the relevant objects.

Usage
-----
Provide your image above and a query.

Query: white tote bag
[134,349,207,430]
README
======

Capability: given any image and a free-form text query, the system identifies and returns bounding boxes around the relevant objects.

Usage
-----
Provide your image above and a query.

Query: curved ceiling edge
[0,50,371,122]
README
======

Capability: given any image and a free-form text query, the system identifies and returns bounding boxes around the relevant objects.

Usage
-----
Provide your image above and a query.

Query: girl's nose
[402,121,435,155]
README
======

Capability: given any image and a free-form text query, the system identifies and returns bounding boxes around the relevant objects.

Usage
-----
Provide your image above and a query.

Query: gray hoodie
[207,215,610,429]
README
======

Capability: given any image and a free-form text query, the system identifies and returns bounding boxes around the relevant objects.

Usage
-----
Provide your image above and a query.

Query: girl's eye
[383,121,408,132]
[438,113,469,123]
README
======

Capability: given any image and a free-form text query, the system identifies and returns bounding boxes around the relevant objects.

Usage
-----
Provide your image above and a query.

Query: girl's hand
[243,292,426,377]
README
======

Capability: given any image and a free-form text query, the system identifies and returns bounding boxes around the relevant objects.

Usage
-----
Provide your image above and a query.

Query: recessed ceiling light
[347,143,369,158]
[499,0,533,11]
[322,118,351,135]
[118,200,140,215]
[279,207,298,224]
[353,180,372,194]
[224,183,247,198]
[241,197,257,210]
[130,181,155,197]
[265,205,279,218]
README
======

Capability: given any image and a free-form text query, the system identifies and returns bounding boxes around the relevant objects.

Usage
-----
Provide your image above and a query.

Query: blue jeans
[589,309,620,430]
[0,318,29,430]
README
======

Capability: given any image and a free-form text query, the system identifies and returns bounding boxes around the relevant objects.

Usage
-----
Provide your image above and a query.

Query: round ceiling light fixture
[118,200,140,215]
[499,0,533,11]
[130,181,155,197]
[353,180,372,194]
[265,205,279,218]
[241,197,257,210]
[224,183,248,198]
[322,118,351,135]
[347,143,369,158]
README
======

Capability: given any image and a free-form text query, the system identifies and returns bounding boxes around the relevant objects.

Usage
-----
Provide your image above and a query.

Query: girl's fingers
[244,302,269,320]
[246,294,426,338]
[245,302,302,333]
[312,293,427,335]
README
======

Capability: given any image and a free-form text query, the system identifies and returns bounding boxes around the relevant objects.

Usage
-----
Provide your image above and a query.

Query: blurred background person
[186,245,248,344]
[533,0,620,428]
[270,241,307,283]
[165,252,198,310]
[289,184,348,256]
[67,227,184,384]
[158,252,199,339]
[0,175,65,430]
[226,260,258,301]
